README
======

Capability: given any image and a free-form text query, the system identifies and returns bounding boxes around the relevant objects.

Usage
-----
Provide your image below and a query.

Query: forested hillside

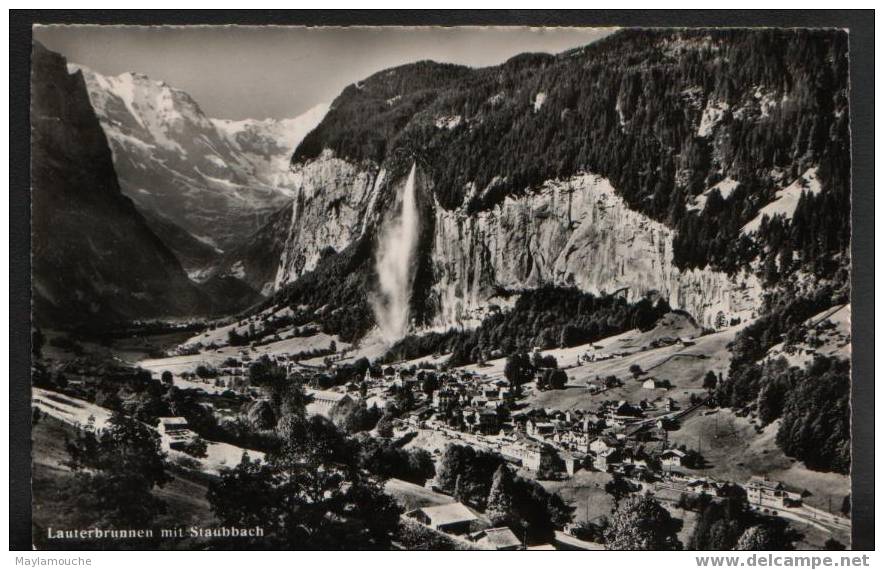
[294,29,849,279]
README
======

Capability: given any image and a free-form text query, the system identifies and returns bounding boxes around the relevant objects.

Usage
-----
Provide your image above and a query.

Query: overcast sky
[34,26,614,120]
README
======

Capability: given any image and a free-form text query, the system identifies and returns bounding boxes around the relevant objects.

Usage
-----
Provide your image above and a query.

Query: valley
[29,26,853,551]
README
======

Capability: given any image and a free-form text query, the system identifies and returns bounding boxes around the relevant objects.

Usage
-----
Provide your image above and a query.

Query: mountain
[138,208,223,279]
[211,204,293,296]
[72,63,329,262]
[30,42,208,327]
[241,29,848,344]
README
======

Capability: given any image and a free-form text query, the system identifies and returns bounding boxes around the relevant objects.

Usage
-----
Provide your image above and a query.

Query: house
[470,396,488,408]
[478,409,500,434]
[305,389,353,418]
[746,476,807,508]
[433,389,458,411]
[157,417,198,450]
[407,502,478,534]
[594,447,620,471]
[656,417,679,431]
[527,419,555,438]
[158,417,189,437]
[406,407,433,427]
[581,414,605,433]
[365,395,387,410]
[642,378,672,390]
[501,440,557,472]
[471,527,522,550]
[561,453,582,476]
[659,449,686,468]
[483,387,501,401]
[589,437,618,455]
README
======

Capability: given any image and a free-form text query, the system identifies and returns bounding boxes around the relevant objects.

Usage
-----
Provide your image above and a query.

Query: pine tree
[486,465,516,527]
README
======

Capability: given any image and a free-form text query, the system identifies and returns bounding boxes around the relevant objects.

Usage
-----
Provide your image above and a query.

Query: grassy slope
[668,410,850,515]
[522,319,741,412]
[31,415,217,550]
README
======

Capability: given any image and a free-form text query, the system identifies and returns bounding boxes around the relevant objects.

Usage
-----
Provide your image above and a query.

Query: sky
[33,26,614,120]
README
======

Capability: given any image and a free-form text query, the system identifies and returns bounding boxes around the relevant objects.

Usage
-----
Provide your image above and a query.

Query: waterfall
[372,162,419,343]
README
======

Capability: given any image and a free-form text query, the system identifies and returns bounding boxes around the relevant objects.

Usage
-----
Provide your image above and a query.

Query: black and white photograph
[14,13,871,554]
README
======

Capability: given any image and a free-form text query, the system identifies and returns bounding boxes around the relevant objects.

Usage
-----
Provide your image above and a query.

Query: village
[134,331,849,550]
[31,299,852,550]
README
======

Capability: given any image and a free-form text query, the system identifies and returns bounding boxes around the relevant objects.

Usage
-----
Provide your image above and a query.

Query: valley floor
[33,304,851,550]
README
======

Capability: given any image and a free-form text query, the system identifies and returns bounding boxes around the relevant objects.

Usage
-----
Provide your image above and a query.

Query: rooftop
[476,527,521,550]
[159,416,188,426]
[415,502,478,526]
[305,389,350,402]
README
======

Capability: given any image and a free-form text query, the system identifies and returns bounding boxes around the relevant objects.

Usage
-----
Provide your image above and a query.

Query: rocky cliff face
[427,173,761,329]
[269,154,760,330]
[242,29,848,337]
[274,151,384,288]
[73,64,328,256]
[212,204,294,297]
[31,43,207,327]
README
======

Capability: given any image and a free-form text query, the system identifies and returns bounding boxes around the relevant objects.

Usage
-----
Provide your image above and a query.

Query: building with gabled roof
[407,502,478,534]
[471,527,522,550]
[746,476,807,508]
[304,388,353,418]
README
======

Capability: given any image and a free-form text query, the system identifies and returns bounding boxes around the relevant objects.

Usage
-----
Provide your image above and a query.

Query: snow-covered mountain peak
[72,63,329,259]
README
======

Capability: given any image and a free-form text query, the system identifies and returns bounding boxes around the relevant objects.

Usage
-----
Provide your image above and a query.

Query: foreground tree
[65,412,170,527]
[179,436,208,459]
[824,538,846,551]
[207,411,401,549]
[604,495,682,550]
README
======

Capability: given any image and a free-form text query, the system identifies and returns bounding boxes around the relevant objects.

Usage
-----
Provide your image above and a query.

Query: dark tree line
[382,286,671,366]
[716,284,850,473]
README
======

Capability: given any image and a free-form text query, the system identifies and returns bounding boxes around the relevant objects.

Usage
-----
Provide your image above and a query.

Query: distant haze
[33,26,613,120]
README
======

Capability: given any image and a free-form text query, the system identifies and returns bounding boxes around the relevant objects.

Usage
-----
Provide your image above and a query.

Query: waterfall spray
[372,162,420,343]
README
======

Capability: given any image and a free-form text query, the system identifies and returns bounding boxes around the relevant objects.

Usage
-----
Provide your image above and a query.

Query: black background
[9,9,875,551]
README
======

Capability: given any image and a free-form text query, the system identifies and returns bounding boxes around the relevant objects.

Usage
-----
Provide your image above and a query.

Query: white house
[659,449,686,468]
[157,416,198,450]
[305,389,353,418]
[746,476,806,508]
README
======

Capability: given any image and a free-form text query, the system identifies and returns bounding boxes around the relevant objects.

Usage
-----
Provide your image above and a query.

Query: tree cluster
[435,444,573,543]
